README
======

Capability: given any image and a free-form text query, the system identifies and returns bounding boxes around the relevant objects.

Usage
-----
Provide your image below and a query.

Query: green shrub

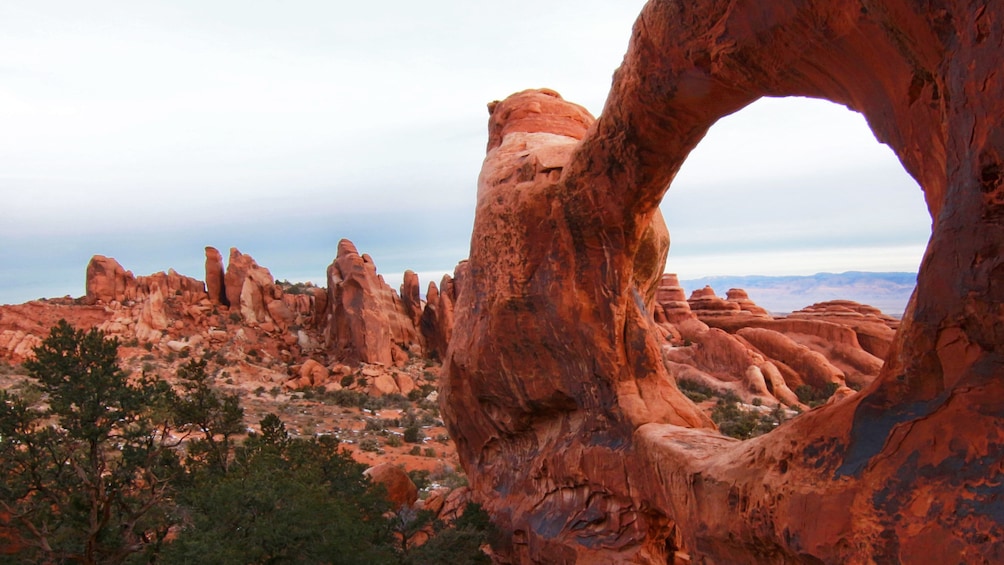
[403,425,424,444]
[711,395,785,440]
[795,382,841,407]
[359,438,382,453]
[677,378,714,403]
[408,469,431,490]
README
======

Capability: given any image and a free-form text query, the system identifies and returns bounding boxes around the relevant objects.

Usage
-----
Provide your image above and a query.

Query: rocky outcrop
[325,239,419,366]
[442,1,1004,560]
[84,256,136,304]
[0,301,115,362]
[685,292,887,391]
[0,331,42,364]
[649,279,803,406]
[419,265,465,361]
[204,246,228,307]
[726,288,770,317]
[84,255,208,308]
[400,270,423,329]
[223,248,256,313]
[790,300,899,359]
[687,286,742,318]
[364,463,418,509]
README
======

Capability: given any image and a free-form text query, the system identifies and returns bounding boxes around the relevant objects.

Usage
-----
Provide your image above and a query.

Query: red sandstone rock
[789,300,898,359]
[443,2,1004,559]
[400,270,423,329]
[325,239,419,366]
[736,327,844,389]
[223,248,255,312]
[364,462,418,509]
[84,255,136,304]
[419,267,464,361]
[0,330,42,363]
[239,262,277,326]
[204,246,228,306]
[688,286,741,315]
[486,88,593,153]
[726,288,771,317]
[299,359,329,387]
[0,302,112,362]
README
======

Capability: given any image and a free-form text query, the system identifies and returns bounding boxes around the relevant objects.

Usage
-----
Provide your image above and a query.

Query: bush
[795,382,841,407]
[677,378,714,403]
[325,389,369,408]
[359,438,382,453]
[403,425,424,444]
[162,415,397,565]
[711,394,785,440]
[408,469,431,490]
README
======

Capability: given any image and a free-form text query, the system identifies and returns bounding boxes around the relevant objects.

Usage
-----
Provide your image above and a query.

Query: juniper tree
[0,320,182,565]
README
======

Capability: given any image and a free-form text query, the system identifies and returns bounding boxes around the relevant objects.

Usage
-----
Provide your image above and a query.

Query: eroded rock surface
[442,2,1004,561]
[325,239,419,366]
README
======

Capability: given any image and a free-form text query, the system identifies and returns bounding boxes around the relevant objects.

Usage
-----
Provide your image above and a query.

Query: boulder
[84,255,136,304]
[364,463,418,509]
[299,359,329,387]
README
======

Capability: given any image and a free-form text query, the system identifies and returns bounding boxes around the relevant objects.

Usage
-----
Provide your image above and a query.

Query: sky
[0,1,932,306]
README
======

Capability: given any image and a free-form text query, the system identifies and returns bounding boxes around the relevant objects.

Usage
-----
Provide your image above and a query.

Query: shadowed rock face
[442,2,1004,563]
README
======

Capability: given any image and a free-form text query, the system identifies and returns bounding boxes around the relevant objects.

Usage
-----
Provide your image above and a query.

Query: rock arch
[443,1,1003,563]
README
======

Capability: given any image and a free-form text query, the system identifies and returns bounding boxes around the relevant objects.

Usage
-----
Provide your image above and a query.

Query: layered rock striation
[441,1,1004,561]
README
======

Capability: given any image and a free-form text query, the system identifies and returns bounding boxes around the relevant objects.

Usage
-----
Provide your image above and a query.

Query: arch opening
[648,96,934,419]
[661,96,931,316]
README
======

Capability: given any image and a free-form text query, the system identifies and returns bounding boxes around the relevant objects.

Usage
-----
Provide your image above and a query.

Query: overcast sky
[0,1,932,306]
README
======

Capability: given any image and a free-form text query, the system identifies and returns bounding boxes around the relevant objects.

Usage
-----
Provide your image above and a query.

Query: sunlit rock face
[442,1,1004,562]
[324,239,419,366]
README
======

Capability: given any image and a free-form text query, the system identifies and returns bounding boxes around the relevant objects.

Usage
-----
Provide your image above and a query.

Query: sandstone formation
[675,285,885,395]
[790,300,899,359]
[84,255,136,304]
[400,270,424,330]
[3,242,442,388]
[442,1,1004,560]
[0,248,332,379]
[685,288,889,392]
[204,246,228,307]
[725,288,770,317]
[325,239,420,366]
[364,462,418,509]
[418,265,465,361]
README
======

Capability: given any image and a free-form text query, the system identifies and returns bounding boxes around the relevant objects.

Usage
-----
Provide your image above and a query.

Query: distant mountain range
[679,271,917,316]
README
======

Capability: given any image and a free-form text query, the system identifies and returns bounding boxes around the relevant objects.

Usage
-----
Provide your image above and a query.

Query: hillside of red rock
[1,234,926,562]
[442,1,1004,562]
[0,242,469,528]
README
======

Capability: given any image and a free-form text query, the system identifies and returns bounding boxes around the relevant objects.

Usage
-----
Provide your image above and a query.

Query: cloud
[0,1,933,305]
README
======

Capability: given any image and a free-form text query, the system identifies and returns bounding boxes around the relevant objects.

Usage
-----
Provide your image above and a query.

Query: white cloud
[0,1,933,305]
